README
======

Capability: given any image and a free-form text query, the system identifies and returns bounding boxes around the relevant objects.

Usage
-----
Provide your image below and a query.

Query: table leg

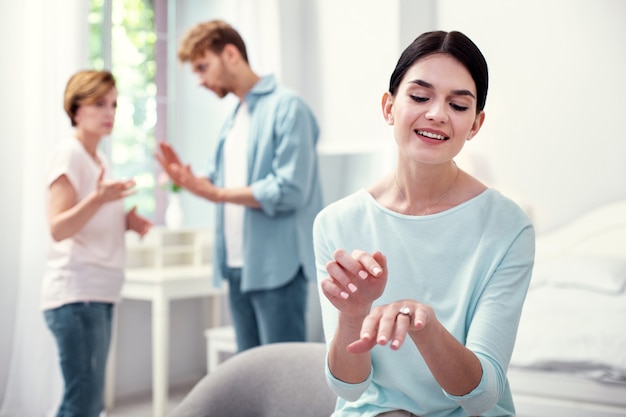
[211,294,222,328]
[152,289,169,417]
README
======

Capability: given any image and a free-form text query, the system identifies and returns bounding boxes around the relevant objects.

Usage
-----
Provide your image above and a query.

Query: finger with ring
[398,306,411,316]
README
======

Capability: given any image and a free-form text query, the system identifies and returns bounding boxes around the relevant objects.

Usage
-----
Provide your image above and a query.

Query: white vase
[165,193,184,228]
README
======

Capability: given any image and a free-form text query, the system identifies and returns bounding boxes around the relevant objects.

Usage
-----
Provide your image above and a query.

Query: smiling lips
[416,130,449,141]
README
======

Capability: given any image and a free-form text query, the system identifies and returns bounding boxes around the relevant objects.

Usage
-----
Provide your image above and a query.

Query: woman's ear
[382,92,394,125]
[467,111,486,141]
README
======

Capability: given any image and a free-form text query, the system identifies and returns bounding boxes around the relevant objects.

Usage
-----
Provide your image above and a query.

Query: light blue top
[208,75,324,291]
[313,188,535,417]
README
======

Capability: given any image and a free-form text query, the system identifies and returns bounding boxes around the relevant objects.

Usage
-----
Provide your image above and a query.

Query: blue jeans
[44,302,113,417]
[226,267,308,351]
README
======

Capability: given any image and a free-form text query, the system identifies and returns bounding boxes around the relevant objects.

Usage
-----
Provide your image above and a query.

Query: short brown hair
[64,70,116,127]
[177,20,249,64]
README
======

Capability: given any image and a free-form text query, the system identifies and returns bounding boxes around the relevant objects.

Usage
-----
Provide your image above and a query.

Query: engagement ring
[398,307,411,316]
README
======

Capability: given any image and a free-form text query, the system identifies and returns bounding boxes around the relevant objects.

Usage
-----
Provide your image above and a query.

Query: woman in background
[41,70,151,417]
[313,31,534,416]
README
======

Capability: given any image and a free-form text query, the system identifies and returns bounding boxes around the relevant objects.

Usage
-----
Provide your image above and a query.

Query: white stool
[204,326,237,373]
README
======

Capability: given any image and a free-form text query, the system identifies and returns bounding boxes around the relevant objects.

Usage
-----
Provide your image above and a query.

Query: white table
[105,266,227,417]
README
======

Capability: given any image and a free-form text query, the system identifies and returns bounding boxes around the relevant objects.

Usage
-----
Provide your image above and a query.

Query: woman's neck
[398,162,460,215]
[74,131,101,161]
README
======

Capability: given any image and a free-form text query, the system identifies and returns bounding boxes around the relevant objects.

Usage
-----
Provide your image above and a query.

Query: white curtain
[0,1,89,416]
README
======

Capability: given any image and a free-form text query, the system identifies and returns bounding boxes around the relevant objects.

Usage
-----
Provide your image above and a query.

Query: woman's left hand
[126,206,152,237]
[347,300,433,354]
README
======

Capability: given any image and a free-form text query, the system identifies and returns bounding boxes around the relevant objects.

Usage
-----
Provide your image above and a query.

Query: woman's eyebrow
[409,79,476,99]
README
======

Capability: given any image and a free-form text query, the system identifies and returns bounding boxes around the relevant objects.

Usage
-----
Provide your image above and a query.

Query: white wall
[436,0,626,232]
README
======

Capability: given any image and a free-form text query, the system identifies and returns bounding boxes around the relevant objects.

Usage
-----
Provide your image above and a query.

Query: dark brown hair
[389,31,489,112]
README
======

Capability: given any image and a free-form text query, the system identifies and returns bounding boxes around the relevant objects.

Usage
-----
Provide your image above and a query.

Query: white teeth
[417,130,447,140]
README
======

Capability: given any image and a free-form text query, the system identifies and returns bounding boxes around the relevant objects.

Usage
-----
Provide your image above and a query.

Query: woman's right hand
[95,166,136,203]
[49,166,135,241]
[321,249,388,318]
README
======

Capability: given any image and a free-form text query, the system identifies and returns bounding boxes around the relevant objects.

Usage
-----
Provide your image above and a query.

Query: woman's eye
[450,103,469,111]
[410,95,428,103]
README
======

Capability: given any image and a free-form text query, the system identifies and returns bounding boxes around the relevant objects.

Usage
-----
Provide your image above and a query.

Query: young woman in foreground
[314,31,535,417]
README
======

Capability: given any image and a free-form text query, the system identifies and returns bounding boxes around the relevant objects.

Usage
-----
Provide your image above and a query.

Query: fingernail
[361,332,371,340]
[358,270,368,279]
[391,339,401,349]
[372,267,382,275]
[377,336,388,345]
[348,283,358,293]
[340,291,349,299]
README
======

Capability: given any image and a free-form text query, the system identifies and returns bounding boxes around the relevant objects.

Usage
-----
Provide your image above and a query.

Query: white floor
[106,351,235,417]
[105,384,193,417]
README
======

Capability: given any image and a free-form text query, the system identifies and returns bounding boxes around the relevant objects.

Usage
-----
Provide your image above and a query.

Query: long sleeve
[313,188,534,417]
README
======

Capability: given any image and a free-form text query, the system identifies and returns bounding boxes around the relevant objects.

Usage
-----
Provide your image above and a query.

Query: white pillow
[531,255,626,294]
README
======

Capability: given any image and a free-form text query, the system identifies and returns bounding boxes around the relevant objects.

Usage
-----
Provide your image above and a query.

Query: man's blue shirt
[209,75,324,291]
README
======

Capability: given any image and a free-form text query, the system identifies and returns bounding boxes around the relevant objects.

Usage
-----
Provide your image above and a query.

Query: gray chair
[167,342,337,417]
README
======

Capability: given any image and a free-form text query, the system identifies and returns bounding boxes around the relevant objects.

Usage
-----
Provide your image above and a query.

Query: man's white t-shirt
[223,102,249,268]
[41,137,126,310]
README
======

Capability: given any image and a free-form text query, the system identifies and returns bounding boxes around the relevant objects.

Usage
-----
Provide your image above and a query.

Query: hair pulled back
[389,31,488,112]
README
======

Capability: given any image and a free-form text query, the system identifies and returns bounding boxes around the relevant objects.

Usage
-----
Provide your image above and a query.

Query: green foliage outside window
[89,0,158,219]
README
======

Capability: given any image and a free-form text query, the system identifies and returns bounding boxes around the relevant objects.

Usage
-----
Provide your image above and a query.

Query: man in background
[156,19,323,351]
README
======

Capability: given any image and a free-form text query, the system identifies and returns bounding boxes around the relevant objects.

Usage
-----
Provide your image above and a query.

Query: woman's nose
[425,100,448,123]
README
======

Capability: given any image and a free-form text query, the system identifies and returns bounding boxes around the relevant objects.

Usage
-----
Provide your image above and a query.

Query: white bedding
[511,282,626,384]
[509,200,626,385]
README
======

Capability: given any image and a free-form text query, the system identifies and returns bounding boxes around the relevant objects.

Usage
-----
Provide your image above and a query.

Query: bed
[509,199,626,417]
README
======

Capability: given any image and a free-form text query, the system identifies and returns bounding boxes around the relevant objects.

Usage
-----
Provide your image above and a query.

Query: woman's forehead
[403,54,476,92]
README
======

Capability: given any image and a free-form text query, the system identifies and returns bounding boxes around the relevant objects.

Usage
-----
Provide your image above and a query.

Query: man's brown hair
[178,20,249,64]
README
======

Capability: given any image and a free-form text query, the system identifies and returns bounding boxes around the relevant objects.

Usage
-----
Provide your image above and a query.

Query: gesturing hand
[156,141,185,186]
[95,166,136,203]
[321,249,388,318]
[126,206,152,237]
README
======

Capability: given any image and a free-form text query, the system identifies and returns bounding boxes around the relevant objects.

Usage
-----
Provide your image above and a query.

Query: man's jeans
[226,267,308,351]
[44,302,113,417]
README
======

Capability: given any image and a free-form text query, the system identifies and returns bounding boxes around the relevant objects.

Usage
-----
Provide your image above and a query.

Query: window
[89,0,160,219]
